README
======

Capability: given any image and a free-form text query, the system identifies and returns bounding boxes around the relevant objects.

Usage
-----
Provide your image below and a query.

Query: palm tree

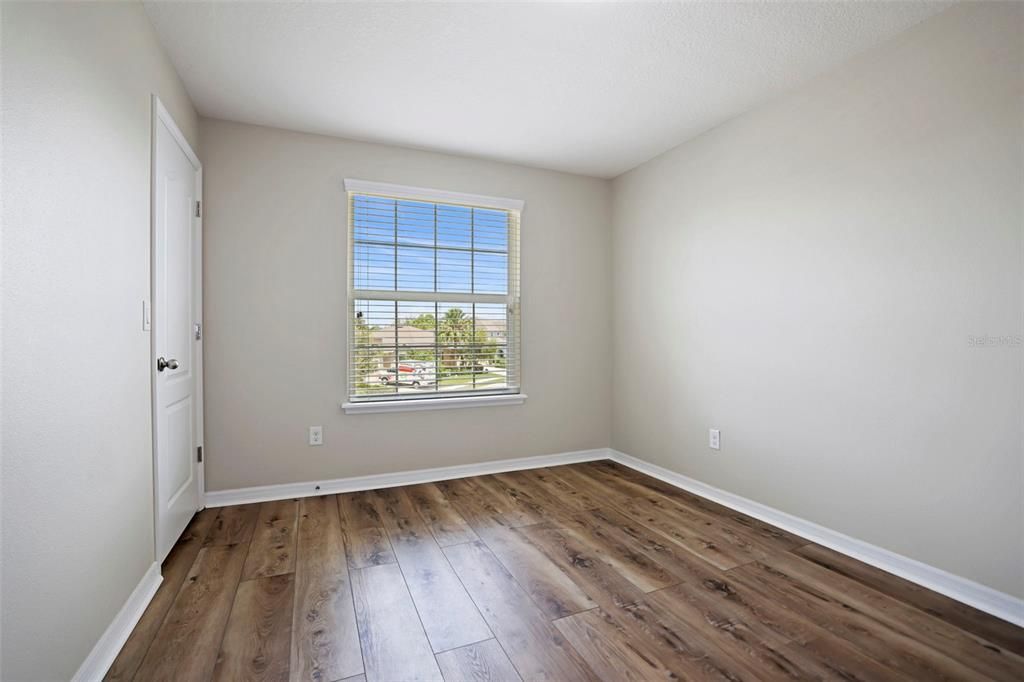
[438,307,472,370]
[405,312,436,330]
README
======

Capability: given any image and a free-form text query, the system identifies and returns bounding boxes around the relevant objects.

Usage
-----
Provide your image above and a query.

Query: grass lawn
[438,371,505,387]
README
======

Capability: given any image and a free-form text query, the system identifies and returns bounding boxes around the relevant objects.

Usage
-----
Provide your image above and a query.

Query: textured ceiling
[144,1,951,178]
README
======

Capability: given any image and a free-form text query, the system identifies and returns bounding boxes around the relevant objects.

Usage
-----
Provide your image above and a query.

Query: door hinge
[194,322,202,341]
[197,445,203,463]
[195,200,202,218]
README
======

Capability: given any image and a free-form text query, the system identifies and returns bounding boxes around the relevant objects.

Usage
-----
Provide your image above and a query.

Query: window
[344,180,523,412]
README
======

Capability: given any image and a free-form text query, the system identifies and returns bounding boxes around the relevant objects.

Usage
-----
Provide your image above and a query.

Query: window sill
[342,393,527,414]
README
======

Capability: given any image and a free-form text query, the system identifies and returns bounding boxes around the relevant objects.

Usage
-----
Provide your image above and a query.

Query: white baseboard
[608,449,1024,628]
[204,448,608,507]
[72,562,162,682]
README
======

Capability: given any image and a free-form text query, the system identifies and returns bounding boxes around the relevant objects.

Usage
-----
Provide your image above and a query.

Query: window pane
[351,299,397,396]
[397,246,435,292]
[428,302,505,393]
[473,252,507,294]
[397,200,434,247]
[394,301,437,394]
[473,209,508,252]
[353,243,395,290]
[352,298,515,398]
[354,299,395,337]
[437,249,472,293]
[353,196,396,243]
[437,205,472,248]
[436,303,475,390]
[472,303,508,390]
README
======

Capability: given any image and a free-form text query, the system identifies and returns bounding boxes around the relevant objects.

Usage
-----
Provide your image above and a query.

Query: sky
[352,195,510,294]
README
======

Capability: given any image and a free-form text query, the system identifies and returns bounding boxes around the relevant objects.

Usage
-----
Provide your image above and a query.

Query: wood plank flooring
[109,460,1024,682]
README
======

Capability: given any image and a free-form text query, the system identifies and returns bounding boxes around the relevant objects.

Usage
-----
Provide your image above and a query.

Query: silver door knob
[157,357,179,372]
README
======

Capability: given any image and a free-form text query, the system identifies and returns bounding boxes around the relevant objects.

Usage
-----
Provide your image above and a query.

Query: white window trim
[343,179,524,413]
[343,392,527,414]
[344,179,525,212]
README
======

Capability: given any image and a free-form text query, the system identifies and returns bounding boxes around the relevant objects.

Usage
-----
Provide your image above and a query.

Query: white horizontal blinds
[350,192,520,401]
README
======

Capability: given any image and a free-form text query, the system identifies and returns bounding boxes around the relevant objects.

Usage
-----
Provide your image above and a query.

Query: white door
[152,97,203,562]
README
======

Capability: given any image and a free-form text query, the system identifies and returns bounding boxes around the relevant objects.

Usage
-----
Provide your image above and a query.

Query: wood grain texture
[338,491,397,569]
[561,508,688,592]
[565,463,774,569]
[554,608,686,681]
[205,503,261,546]
[490,470,581,521]
[112,462,1024,682]
[464,475,548,527]
[586,460,807,549]
[243,499,299,581]
[581,506,729,588]
[438,478,597,619]
[516,467,603,512]
[404,482,479,546]
[785,635,916,682]
[643,582,817,679]
[793,543,1024,656]
[730,560,990,681]
[762,552,1024,682]
[350,563,443,682]
[654,562,823,646]
[371,486,492,652]
[518,523,646,611]
[444,541,597,682]
[104,508,218,682]
[616,596,764,681]
[434,639,522,682]
[291,495,362,682]
[134,543,248,682]
[213,574,294,682]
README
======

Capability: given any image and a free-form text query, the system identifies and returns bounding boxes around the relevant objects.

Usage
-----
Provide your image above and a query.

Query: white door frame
[150,95,204,561]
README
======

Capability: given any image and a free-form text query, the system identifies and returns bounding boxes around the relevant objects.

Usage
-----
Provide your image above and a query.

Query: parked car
[373,367,436,387]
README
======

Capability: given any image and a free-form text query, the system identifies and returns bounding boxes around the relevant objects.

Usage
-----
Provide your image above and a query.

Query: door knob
[157,357,179,372]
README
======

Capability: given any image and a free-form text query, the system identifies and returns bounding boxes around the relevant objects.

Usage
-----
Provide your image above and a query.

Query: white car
[371,367,436,387]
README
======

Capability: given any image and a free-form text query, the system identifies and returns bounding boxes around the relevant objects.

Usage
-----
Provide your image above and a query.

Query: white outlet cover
[309,426,323,446]
[709,428,720,450]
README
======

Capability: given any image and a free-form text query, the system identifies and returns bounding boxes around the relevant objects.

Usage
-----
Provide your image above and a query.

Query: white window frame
[341,179,526,414]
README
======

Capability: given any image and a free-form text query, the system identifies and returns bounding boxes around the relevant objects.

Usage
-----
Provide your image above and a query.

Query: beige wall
[1,2,199,679]
[611,2,1023,598]
[199,118,612,491]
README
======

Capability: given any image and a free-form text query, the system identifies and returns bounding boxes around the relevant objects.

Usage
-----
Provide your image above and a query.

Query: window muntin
[347,187,520,403]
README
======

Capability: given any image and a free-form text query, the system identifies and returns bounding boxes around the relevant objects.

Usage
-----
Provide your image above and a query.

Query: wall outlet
[308,426,323,446]
[709,428,720,450]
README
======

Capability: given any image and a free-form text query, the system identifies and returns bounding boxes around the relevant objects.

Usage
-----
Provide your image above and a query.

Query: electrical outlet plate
[309,426,323,446]
[709,428,720,450]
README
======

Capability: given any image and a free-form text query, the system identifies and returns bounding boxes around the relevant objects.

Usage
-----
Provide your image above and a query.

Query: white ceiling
[144,1,951,178]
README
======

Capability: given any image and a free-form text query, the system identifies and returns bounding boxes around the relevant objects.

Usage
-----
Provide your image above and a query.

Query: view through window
[347,186,521,402]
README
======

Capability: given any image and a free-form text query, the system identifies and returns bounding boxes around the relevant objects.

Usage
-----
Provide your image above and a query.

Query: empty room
[2,0,1022,680]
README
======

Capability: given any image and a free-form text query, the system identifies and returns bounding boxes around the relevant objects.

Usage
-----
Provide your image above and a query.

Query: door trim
[150,95,204,563]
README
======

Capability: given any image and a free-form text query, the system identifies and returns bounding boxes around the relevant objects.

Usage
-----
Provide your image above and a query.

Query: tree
[438,307,472,370]
[473,328,498,367]
[405,312,436,331]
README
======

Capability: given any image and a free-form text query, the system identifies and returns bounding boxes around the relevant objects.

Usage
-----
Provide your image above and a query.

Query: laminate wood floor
[107,460,1024,682]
